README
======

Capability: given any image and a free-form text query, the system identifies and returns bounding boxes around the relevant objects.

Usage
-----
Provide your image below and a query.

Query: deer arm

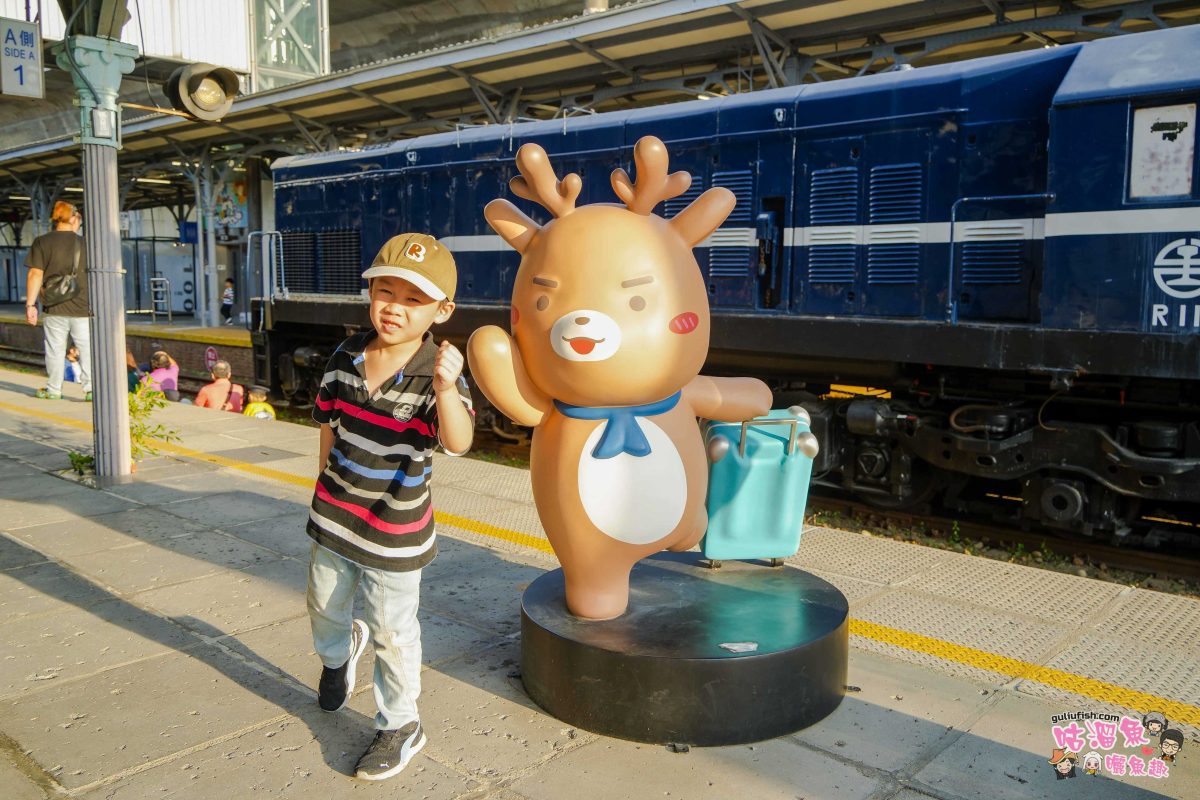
[685,375,772,422]
[466,326,551,428]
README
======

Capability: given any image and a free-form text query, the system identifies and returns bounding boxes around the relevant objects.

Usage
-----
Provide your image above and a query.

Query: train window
[1128,103,1196,199]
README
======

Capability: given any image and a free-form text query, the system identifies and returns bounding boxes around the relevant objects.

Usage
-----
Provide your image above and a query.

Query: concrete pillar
[82,142,132,476]
[55,35,138,479]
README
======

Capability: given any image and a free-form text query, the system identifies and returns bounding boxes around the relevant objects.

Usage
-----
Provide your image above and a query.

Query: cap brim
[361,266,447,300]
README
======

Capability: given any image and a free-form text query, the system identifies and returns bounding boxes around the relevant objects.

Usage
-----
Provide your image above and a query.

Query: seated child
[242,386,276,419]
[64,346,81,383]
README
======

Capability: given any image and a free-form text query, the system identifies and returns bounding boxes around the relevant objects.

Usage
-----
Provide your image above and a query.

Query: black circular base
[520,552,848,746]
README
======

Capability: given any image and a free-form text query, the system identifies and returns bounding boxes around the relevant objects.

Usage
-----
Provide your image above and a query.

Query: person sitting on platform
[194,360,243,412]
[63,346,81,383]
[242,386,276,419]
[142,350,180,401]
[126,350,144,393]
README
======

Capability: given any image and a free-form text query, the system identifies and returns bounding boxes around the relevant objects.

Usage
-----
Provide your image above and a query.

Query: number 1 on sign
[13,64,22,85]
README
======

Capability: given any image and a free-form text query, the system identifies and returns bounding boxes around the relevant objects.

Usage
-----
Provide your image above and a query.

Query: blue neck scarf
[554,391,682,459]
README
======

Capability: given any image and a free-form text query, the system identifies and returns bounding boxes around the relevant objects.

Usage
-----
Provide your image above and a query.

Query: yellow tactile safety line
[1,397,1197,723]
[850,619,1200,724]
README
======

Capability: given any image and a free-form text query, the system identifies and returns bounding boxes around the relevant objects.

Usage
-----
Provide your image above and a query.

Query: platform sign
[0,18,42,100]
[204,346,219,371]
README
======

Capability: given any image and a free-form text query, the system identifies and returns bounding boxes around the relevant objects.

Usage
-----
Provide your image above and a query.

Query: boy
[306,233,474,781]
[241,386,276,419]
[220,278,235,325]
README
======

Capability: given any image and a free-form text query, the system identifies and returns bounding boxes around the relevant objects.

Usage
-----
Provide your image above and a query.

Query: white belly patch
[577,418,686,545]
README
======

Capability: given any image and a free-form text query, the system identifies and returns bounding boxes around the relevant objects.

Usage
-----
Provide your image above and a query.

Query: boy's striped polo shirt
[307,330,473,571]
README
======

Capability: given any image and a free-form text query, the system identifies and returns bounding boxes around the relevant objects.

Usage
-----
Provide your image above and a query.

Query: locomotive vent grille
[280,231,317,294]
[663,181,703,219]
[711,170,754,223]
[708,170,755,277]
[318,229,364,295]
[279,230,363,296]
[808,167,857,283]
[867,163,922,285]
[961,221,1028,286]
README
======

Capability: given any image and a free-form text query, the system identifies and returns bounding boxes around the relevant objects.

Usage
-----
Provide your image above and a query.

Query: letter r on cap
[406,242,426,262]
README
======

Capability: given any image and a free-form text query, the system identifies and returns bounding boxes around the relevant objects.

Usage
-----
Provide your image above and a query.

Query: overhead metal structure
[1,0,1198,223]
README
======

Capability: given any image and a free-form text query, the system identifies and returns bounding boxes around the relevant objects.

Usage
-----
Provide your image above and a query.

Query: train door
[860,128,931,317]
[801,136,864,316]
[952,195,1044,323]
[703,141,757,309]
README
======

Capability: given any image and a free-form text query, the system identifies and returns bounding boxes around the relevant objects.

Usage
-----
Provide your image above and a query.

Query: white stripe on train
[438,208,1199,252]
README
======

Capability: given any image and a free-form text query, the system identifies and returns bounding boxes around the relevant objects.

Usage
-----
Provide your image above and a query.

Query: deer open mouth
[564,336,605,356]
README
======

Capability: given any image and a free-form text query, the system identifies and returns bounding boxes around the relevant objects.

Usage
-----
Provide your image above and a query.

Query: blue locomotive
[262,24,1200,544]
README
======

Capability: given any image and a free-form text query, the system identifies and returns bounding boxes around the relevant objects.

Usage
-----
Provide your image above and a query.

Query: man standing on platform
[24,201,92,401]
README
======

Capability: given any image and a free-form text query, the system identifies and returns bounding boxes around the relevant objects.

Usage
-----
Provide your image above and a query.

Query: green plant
[949,519,961,545]
[128,382,179,460]
[67,449,94,475]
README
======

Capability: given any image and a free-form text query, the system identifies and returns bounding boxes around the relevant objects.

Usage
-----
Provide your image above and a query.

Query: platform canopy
[0,0,1197,220]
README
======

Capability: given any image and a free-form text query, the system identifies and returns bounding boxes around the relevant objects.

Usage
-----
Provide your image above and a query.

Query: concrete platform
[0,365,1196,799]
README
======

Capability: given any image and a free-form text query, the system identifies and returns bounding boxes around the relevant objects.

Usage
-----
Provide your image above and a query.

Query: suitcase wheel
[768,558,785,568]
[704,559,722,569]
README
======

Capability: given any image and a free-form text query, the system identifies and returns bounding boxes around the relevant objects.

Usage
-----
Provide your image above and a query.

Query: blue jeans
[306,543,423,730]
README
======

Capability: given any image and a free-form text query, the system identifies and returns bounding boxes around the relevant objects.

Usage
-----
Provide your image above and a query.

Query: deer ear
[485,199,539,254]
[670,187,735,247]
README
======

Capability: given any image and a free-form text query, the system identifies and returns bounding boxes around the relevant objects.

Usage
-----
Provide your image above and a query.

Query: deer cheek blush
[669,312,699,334]
[511,306,520,327]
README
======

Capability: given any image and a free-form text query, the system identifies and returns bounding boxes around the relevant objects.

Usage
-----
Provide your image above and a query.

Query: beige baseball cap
[362,233,457,301]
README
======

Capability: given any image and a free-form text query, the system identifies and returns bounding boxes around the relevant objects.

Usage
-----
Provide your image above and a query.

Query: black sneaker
[355,720,426,781]
[318,618,368,712]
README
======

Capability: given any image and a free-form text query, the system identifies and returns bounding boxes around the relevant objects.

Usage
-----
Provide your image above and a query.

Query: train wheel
[860,463,943,511]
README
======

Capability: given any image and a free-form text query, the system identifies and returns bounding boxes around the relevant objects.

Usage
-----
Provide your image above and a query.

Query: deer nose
[575,316,590,325]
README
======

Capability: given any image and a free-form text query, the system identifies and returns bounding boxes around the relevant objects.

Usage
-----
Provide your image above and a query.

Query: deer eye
[536,296,549,311]
[629,296,646,311]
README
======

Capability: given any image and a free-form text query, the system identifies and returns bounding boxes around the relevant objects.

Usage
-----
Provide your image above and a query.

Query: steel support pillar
[56,35,138,479]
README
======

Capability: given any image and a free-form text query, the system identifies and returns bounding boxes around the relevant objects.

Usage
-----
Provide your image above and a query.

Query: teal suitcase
[701,407,819,563]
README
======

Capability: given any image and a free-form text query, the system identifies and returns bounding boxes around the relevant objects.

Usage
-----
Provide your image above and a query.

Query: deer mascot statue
[467,136,771,620]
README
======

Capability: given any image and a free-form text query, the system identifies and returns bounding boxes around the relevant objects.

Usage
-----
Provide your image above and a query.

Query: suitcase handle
[738,418,800,457]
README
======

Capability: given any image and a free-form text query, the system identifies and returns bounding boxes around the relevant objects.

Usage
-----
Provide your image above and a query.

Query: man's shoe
[35,388,62,399]
[84,391,93,402]
[318,619,368,712]
[354,721,426,781]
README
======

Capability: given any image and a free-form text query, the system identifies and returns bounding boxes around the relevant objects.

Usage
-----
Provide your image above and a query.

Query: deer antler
[509,143,582,218]
[610,136,692,215]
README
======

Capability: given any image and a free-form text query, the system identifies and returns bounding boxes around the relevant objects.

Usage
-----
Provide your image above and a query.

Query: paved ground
[0,366,1195,799]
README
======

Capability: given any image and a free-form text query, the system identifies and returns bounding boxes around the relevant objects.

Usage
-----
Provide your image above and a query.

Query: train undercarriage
[792,371,1200,550]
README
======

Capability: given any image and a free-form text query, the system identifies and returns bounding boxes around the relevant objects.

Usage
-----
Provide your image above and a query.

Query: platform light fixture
[163,63,240,122]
